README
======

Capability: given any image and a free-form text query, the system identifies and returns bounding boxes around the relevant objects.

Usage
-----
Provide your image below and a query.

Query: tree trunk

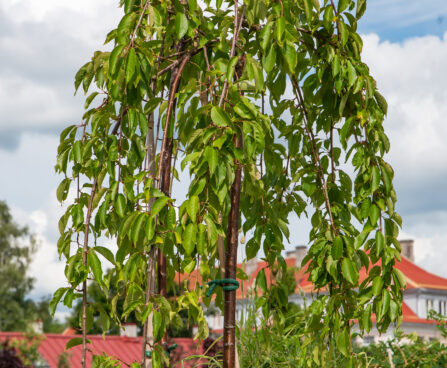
[223,136,242,368]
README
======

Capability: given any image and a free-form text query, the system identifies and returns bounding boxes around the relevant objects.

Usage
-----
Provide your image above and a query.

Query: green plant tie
[206,279,239,297]
[145,343,178,358]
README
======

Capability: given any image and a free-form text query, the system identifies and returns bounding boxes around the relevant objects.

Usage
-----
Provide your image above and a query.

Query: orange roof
[395,256,447,290]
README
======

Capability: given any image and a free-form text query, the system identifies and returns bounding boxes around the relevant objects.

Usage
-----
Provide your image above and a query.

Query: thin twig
[291,76,337,234]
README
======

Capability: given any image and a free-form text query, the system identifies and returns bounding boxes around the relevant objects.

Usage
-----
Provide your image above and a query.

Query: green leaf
[183,258,196,273]
[205,147,218,175]
[375,231,384,256]
[256,269,267,292]
[356,0,367,19]
[362,304,372,333]
[262,45,277,73]
[331,236,343,260]
[88,250,103,285]
[204,215,218,245]
[338,0,350,13]
[56,178,71,202]
[393,268,407,289]
[347,61,357,87]
[332,55,340,77]
[227,56,239,83]
[260,22,273,51]
[50,287,68,316]
[380,289,391,320]
[371,166,380,193]
[175,13,188,39]
[145,216,155,241]
[339,21,349,46]
[342,258,358,285]
[84,91,99,109]
[284,42,297,72]
[197,224,206,256]
[153,310,162,342]
[372,276,383,296]
[323,6,334,30]
[369,204,380,226]
[132,213,146,244]
[303,0,313,22]
[183,223,197,255]
[151,196,169,217]
[336,328,350,357]
[375,91,388,115]
[73,140,82,163]
[66,337,89,350]
[109,45,124,76]
[115,194,126,218]
[187,196,199,222]
[211,106,231,127]
[126,47,137,84]
[94,246,115,265]
[275,17,285,43]
[381,164,392,194]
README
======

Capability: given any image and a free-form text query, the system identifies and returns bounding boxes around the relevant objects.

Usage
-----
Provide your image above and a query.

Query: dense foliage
[54,0,402,366]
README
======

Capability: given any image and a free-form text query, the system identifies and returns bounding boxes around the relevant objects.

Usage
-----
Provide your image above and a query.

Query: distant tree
[0,201,64,333]
[0,200,37,332]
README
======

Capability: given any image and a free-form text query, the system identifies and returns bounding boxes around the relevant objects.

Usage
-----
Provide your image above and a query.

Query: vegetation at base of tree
[53,0,402,366]
[237,297,447,368]
[354,331,447,368]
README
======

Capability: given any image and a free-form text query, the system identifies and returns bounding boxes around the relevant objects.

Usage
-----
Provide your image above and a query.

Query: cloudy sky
[1,0,447,319]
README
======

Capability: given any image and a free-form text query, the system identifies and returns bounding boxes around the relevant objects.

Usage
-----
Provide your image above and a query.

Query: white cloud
[11,196,67,299]
[361,32,447,273]
[0,0,122,139]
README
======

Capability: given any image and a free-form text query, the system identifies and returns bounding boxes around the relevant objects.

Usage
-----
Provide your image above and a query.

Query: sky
[1,0,447,320]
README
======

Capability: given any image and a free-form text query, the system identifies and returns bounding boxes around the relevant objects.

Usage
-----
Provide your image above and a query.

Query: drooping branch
[81,177,98,368]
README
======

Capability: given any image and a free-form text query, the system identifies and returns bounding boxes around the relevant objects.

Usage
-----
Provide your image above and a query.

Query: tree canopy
[0,200,37,332]
[54,0,403,367]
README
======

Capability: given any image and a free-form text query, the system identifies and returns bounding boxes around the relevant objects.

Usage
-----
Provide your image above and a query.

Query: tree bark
[223,136,242,368]
[142,112,157,367]
[156,42,189,353]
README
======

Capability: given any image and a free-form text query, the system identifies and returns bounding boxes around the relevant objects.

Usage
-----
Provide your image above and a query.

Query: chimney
[399,239,414,262]
[295,246,307,268]
[32,319,43,334]
[245,257,258,276]
[121,323,138,338]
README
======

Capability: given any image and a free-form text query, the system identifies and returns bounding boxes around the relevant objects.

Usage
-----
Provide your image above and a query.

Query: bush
[0,341,25,368]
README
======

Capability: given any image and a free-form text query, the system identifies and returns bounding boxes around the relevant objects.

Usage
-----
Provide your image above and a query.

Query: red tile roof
[0,333,203,368]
